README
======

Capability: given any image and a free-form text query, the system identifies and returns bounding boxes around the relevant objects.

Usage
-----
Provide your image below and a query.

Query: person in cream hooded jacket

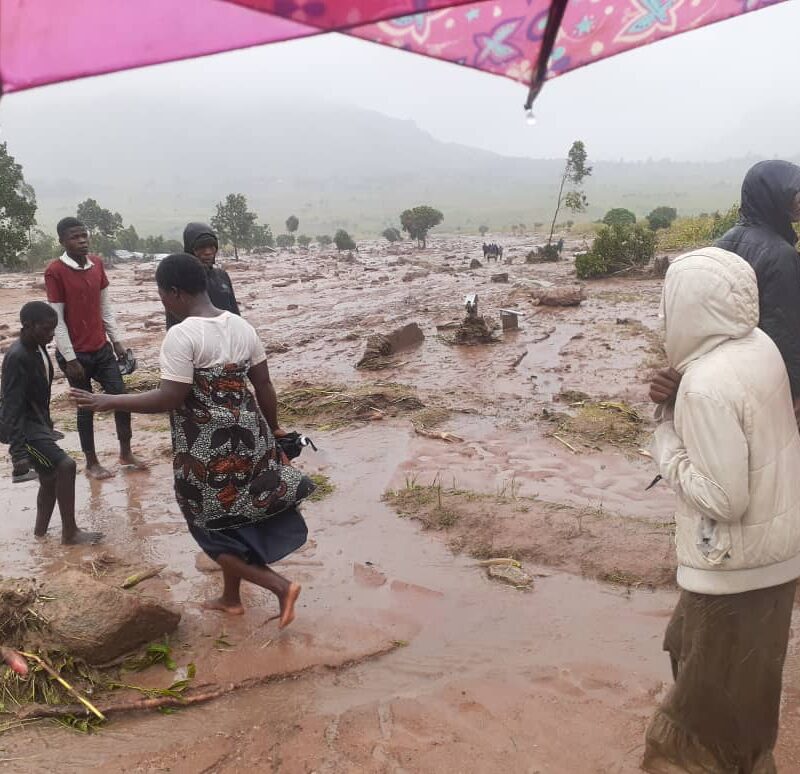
[644,246,800,774]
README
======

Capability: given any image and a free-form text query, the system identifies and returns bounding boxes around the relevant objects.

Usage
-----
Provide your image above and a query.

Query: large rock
[38,569,180,664]
[531,285,584,307]
[357,323,425,369]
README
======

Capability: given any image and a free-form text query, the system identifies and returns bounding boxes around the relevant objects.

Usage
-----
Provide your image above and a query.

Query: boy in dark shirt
[0,302,102,544]
[165,223,240,329]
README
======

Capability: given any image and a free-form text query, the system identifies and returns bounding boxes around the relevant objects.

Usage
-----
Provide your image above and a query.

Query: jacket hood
[740,160,800,246]
[662,247,758,372]
[183,222,218,254]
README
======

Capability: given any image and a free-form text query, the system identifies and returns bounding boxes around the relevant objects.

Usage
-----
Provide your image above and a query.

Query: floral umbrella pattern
[0,0,786,98]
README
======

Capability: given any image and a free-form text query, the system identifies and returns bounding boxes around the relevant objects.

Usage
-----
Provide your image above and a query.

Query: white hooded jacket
[650,246,800,594]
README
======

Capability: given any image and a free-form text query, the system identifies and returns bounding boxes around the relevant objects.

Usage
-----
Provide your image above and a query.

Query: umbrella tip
[525,109,537,127]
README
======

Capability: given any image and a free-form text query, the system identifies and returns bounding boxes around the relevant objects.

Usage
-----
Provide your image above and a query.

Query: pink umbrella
[0,0,787,106]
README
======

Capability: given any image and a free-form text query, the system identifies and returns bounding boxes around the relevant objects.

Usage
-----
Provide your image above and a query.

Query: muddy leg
[34,472,57,537]
[215,553,301,629]
[57,457,103,545]
[202,566,245,615]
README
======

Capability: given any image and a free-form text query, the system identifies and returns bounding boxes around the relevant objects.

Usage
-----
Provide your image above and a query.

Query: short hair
[20,301,57,327]
[57,217,86,240]
[155,253,208,295]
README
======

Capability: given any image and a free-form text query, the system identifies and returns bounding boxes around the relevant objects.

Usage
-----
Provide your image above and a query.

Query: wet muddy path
[1,237,800,772]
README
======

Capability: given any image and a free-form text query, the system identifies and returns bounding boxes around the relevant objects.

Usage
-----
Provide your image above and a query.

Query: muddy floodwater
[2,236,800,772]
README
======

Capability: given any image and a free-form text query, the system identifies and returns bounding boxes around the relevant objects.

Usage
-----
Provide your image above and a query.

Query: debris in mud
[469,259,482,269]
[554,401,645,451]
[356,323,425,370]
[412,423,463,443]
[500,309,521,331]
[402,270,429,283]
[279,382,424,429]
[491,273,509,284]
[450,314,498,345]
[531,285,584,307]
[308,473,335,501]
[384,484,675,590]
[124,368,160,393]
[485,562,533,590]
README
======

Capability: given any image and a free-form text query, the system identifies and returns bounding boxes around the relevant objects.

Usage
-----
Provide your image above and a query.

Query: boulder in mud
[402,270,429,282]
[491,273,509,284]
[37,569,181,664]
[531,285,584,307]
[469,258,482,270]
[357,323,425,369]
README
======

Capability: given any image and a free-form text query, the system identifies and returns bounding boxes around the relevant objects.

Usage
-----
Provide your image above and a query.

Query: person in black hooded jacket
[165,223,240,329]
[650,160,800,411]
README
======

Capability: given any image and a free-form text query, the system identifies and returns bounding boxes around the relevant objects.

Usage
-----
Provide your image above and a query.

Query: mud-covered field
[1,237,799,772]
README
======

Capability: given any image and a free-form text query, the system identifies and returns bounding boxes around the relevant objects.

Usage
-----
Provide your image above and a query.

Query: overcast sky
[1,1,797,162]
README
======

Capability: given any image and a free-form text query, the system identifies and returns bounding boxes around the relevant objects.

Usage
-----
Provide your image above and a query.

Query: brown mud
[0,236,799,772]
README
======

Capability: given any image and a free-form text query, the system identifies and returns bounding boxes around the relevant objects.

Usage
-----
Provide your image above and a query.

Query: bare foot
[202,597,245,615]
[278,582,301,629]
[119,453,148,471]
[62,529,104,545]
[86,463,114,480]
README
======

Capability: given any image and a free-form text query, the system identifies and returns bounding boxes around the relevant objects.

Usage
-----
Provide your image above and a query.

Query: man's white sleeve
[100,287,121,343]
[50,302,76,361]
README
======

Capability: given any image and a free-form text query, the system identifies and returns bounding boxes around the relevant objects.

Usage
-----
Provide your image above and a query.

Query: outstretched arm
[71,379,191,414]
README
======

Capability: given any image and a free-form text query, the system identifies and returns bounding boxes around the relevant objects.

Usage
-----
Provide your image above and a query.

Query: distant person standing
[166,223,240,329]
[45,217,145,480]
[651,160,800,410]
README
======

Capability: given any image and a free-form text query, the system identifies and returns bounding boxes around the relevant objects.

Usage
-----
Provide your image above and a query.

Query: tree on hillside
[116,224,140,251]
[26,229,59,269]
[479,225,489,237]
[276,234,295,249]
[334,229,356,252]
[0,142,38,268]
[646,206,678,231]
[317,235,333,247]
[250,223,274,249]
[286,215,299,234]
[382,227,402,243]
[400,205,444,248]
[547,140,591,253]
[297,235,312,249]
[141,235,182,254]
[211,193,257,259]
[603,208,636,227]
[77,198,123,238]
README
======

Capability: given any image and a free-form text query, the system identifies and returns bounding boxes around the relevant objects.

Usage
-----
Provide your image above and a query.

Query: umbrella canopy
[0,0,787,102]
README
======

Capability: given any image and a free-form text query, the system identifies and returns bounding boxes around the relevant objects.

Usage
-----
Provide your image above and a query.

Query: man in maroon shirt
[45,218,145,479]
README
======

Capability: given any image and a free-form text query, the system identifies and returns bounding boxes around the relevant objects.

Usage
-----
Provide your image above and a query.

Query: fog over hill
[1,92,768,239]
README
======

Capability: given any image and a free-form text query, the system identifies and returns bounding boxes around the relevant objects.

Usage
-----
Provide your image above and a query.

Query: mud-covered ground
[1,236,800,772]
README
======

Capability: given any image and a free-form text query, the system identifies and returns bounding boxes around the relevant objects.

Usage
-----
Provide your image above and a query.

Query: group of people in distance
[482,242,503,261]
[3,158,800,771]
[0,219,309,628]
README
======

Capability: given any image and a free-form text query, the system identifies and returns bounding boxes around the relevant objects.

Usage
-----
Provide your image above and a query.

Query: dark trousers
[57,344,131,455]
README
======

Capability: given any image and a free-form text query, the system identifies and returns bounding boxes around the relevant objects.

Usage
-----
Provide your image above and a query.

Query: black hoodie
[716,160,800,398]
[165,223,241,329]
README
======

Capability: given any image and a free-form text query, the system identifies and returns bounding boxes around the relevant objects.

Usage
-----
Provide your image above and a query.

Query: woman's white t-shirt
[159,312,267,384]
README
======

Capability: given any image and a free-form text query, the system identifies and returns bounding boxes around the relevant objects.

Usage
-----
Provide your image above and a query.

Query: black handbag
[275,432,317,460]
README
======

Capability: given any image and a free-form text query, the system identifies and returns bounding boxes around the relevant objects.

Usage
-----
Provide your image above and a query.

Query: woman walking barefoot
[72,254,313,629]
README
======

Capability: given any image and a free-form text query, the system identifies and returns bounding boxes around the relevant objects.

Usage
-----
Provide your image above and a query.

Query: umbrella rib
[525,0,570,111]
